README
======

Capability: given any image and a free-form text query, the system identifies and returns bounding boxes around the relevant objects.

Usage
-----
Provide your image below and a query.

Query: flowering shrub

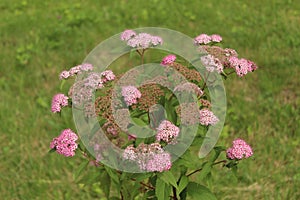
[49,29,257,200]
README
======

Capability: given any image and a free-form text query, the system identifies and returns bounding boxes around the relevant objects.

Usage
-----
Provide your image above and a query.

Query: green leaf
[104,166,120,185]
[155,178,172,200]
[159,171,178,190]
[197,162,212,181]
[131,173,152,182]
[60,79,66,91]
[178,175,189,194]
[48,148,56,153]
[209,146,226,163]
[131,117,148,126]
[99,170,111,199]
[73,159,89,180]
[187,182,217,200]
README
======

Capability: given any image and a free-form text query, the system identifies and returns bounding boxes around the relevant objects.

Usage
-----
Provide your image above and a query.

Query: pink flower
[161,54,176,66]
[151,36,163,46]
[210,34,222,43]
[50,129,78,157]
[122,143,172,172]
[199,109,219,126]
[100,70,115,82]
[121,29,136,41]
[145,152,172,172]
[194,34,211,45]
[123,145,137,161]
[228,57,258,77]
[201,54,223,73]
[59,70,70,79]
[128,134,136,141]
[174,82,204,97]
[60,63,94,79]
[126,33,163,49]
[51,93,69,113]
[226,138,253,160]
[121,86,142,106]
[156,120,180,144]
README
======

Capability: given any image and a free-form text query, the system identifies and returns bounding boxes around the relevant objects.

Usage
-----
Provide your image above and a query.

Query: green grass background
[0,0,299,199]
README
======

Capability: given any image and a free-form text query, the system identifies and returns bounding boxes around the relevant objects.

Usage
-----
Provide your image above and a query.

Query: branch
[187,160,227,177]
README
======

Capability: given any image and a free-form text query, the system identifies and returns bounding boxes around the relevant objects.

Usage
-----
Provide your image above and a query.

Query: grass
[0,0,299,199]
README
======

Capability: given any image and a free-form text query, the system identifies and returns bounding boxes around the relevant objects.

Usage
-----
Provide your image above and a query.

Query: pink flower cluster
[194,34,222,45]
[161,54,176,66]
[123,143,171,172]
[201,54,223,73]
[199,109,219,126]
[121,86,142,106]
[121,29,136,41]
[59,63,93,79]
[121,30,163,49]
[228,57,258,77]
[174,82,204,97]
[50,129,78,157]
[84,70,115,89]
[51,93,69,113]
[156,120,180,144]
[226,139,253,160]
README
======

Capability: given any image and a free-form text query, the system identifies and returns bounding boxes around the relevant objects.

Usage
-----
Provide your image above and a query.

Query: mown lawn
[0,0,299,199]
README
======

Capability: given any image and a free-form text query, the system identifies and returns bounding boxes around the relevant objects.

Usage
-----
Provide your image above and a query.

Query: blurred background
[0,0,299,199]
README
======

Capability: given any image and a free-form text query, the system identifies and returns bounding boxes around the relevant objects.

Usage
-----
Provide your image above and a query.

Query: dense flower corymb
[59,63,93,79]
[161,54,176,66]
[226,138,253,160]
[126,32,163,49]
[123,143,172,172]
[121,86,142,106]
[199,109,219,126]
[51,93,69,113]
[120,29,136,41]
[156,120,180,144]
[50,129,78,157]
[228,56,258,77]
[201,54,223,73]
[194,34,222,45]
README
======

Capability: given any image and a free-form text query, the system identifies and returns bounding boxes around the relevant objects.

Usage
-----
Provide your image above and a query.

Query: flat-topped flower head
[228,56,258,77]
[199,109,219,126]
[51,93,69,113]
[226,138,253,160]
[156,120,180,144]
[100,70,115,82]
[126,32,163,49]
[59,63,94,80]
[201,54,223,73]
[122,143,172,172]
[174,82,204,97]
[50,129,78,157]
[211,34,222,43]
[121,29,136,41]
[194,34,211,45]
[121,86,142,106]
[145,152,172,172]
[161,54,176,66]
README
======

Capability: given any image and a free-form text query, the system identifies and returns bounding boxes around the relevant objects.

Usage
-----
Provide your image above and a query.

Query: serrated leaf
[187,182,217,200]
[197,162,212,181]
[155,178,166,200]
[73,159,89,180]
[100,171,111,199]
[178,175,189,194]
[104,166,120,185]
[159,171,178,190]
